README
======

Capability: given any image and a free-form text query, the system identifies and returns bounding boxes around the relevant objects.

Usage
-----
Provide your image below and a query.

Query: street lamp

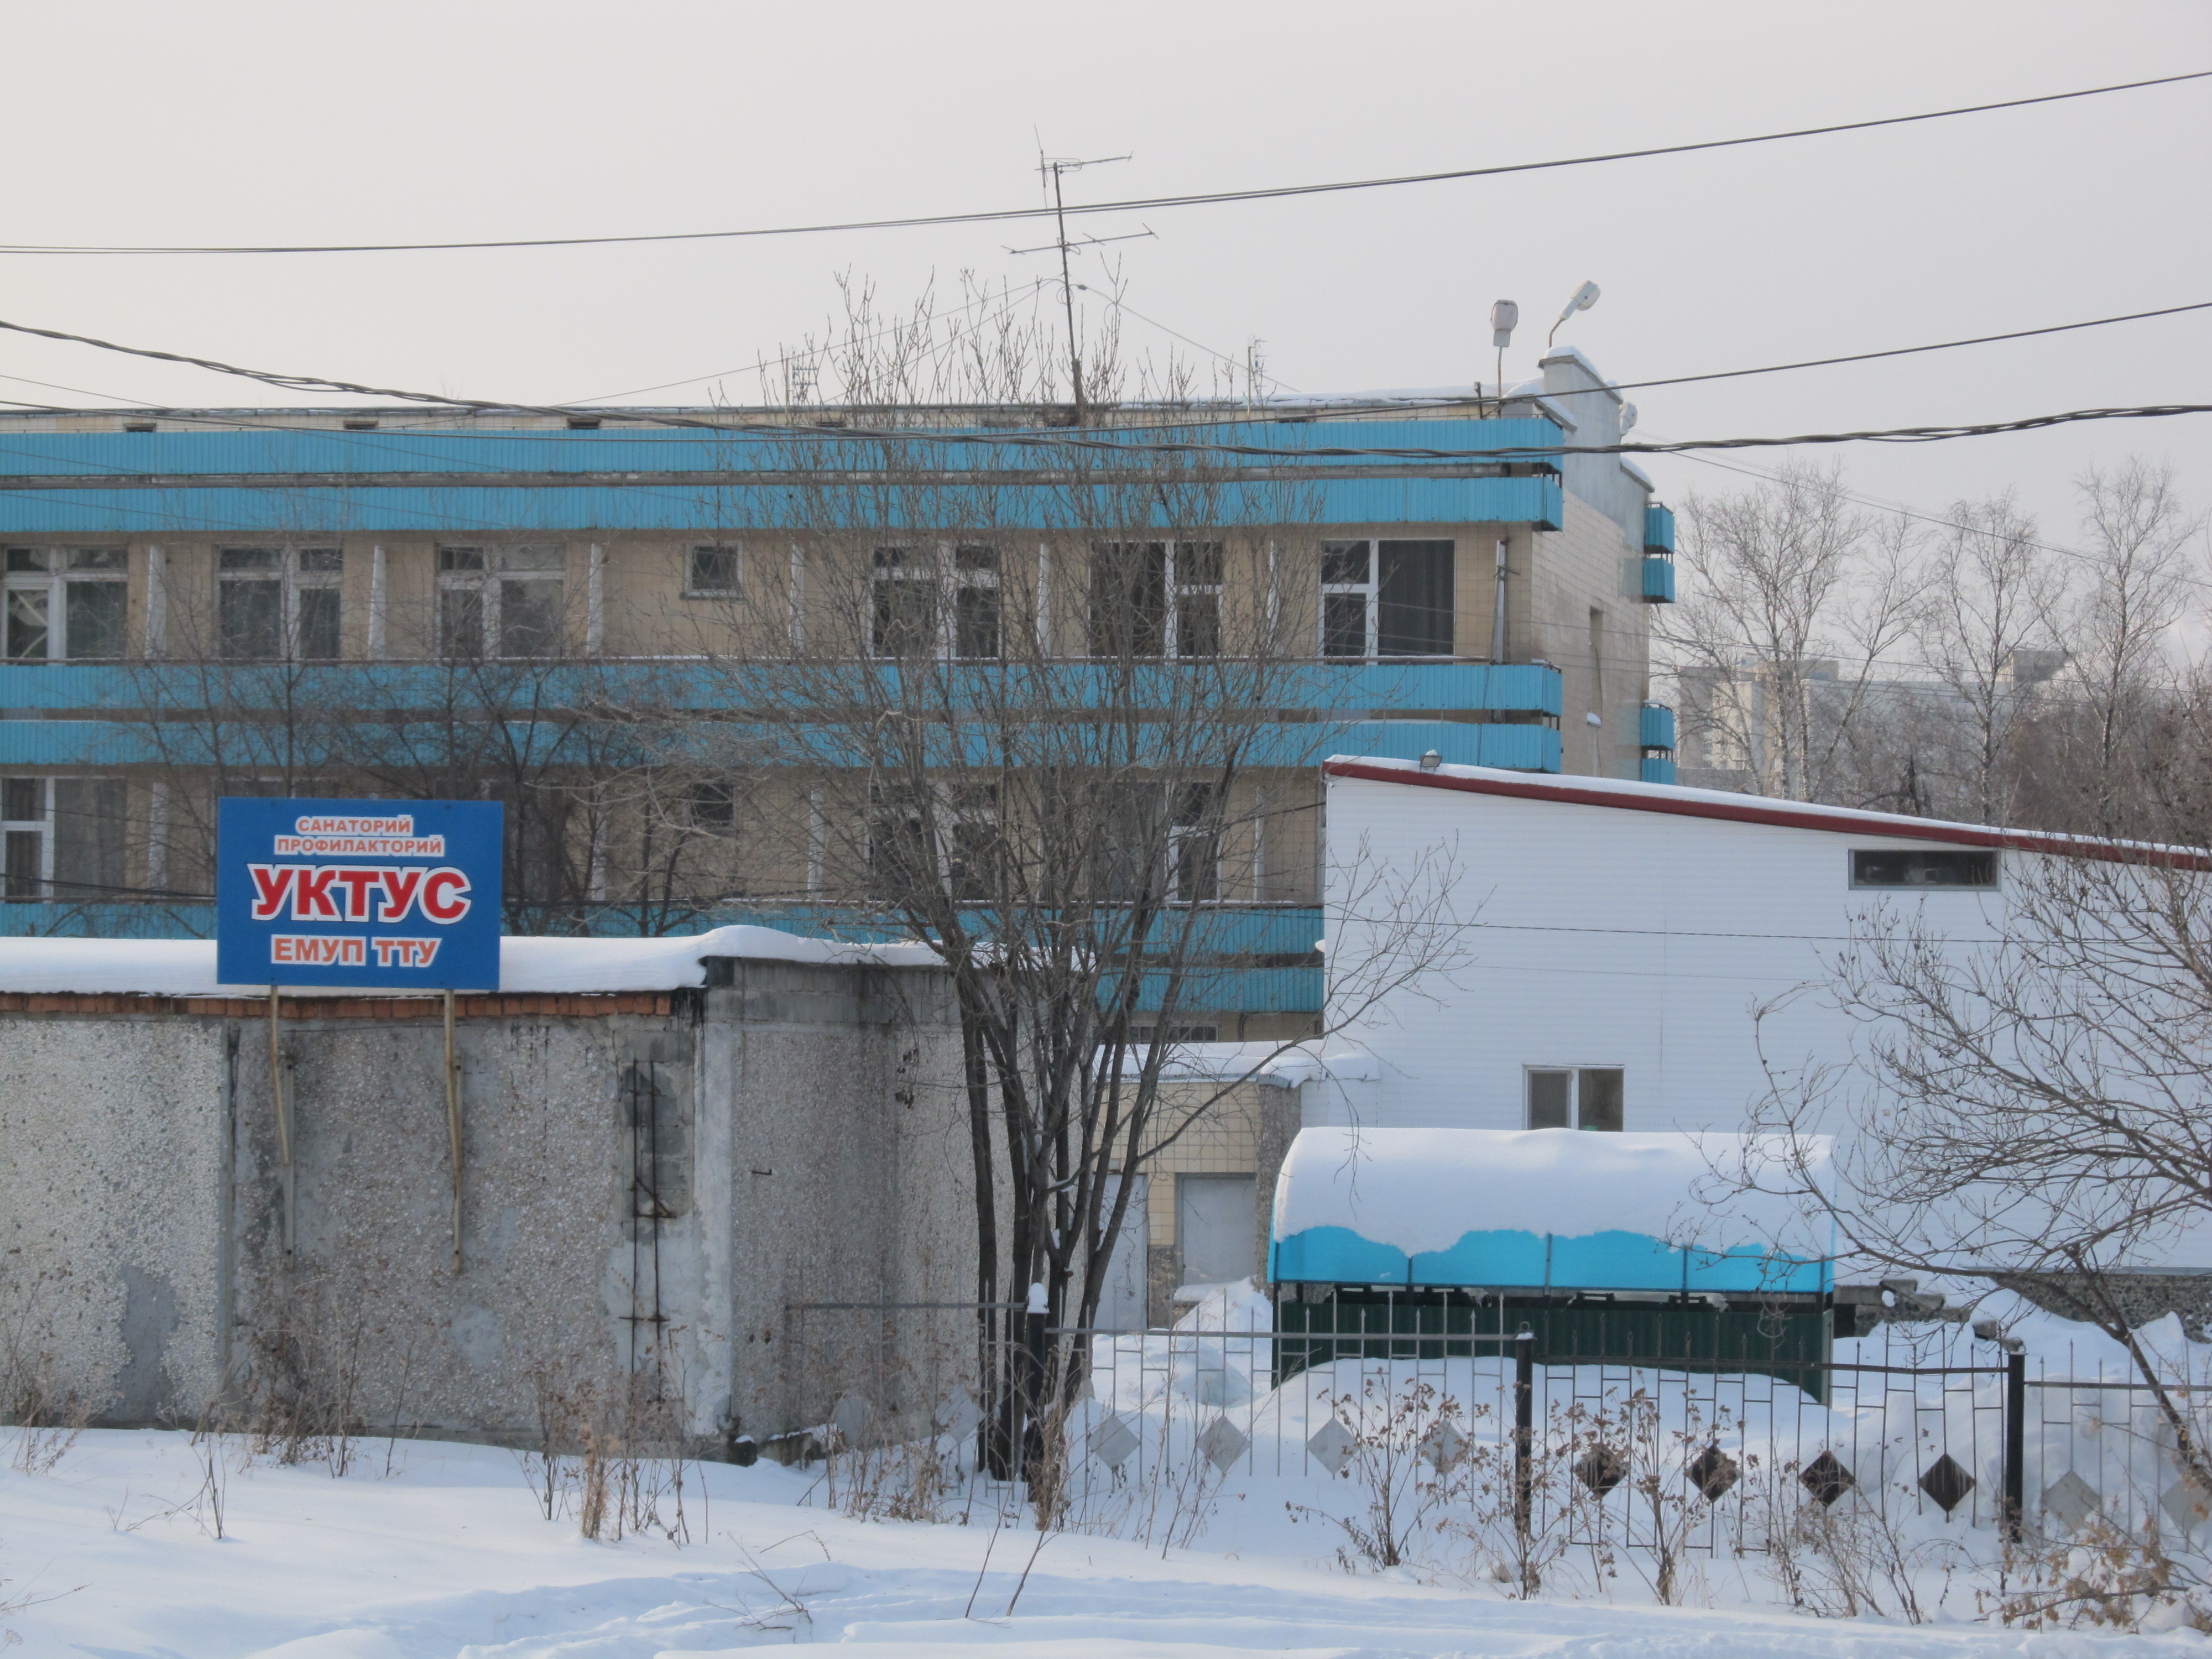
[1488,300,1518,416]
[1548,280,1600,348]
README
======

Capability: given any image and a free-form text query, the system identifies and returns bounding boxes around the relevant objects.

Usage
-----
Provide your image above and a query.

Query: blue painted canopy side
[1274,1224,1830,1294]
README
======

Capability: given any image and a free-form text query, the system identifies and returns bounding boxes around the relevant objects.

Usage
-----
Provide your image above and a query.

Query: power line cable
[2,314,2208,460]
[1,71,2200,257]
[1,291,2194,438]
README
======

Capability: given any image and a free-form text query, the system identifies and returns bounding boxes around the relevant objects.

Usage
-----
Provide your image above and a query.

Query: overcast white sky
[0,1,2205,554]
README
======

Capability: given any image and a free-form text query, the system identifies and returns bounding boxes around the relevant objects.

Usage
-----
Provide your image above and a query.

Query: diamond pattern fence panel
[781,1296,2211,1567]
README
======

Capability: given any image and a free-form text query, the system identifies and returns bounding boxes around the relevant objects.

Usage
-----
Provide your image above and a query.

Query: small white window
[686,545,740,597]
[1526,1067,1624,1131]
[4,548,128,662]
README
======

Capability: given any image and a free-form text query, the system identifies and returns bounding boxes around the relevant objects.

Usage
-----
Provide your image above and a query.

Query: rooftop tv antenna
[1021,146,1135,425]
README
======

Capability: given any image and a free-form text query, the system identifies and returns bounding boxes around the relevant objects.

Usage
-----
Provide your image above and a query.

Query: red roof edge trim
[1322,760,2212,872]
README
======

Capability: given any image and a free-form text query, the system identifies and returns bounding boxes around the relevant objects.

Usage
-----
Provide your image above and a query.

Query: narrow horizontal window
[1850,848,1997,890]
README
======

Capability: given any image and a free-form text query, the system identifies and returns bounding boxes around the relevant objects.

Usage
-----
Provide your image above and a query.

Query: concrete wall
[0,960,968,1450]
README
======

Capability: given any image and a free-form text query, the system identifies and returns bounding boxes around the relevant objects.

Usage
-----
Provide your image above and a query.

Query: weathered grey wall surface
[0,957,968,1449]
[714,962,971,1444]
[0,1014,229,1424]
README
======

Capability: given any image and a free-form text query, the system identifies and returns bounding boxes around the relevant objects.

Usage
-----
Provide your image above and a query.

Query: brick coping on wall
[0,990,677,1020]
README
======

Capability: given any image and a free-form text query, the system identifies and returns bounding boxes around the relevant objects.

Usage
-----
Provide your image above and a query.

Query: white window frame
[870,544,1003,660]
[2,775,128,903]
[217,546,343,661]
[4,547,129,663]
[1524,1065,1626,1131]
[1,776,55,899]
[1320,538,1455,660]
[1168,540,1222,658]
[1087,539,1219,659]
[437,545,567,659]
[1321,540,1378,660]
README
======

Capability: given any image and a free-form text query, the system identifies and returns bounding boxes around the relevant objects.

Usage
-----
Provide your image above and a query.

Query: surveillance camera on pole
[1548,280,1600,348]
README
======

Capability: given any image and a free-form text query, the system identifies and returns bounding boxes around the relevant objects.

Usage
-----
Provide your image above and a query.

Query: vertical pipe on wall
[1035,541,1051,655]
[268,985,293,1262]
[1490,537,1509,665]
[586,544,606,657]
[367,546,388,659]
[788,545,806,651]
[142,545,166,658]
[445,989,464,1273]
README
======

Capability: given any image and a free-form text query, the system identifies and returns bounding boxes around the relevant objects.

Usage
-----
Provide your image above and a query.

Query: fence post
[1018,1283,1048,1481]
[2002,1347,2026,1543]
[1514,1331,1535,1545]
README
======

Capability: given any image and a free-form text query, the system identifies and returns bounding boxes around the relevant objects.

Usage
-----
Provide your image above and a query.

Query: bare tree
[2054,461,2204,833]
[1911,492,2067,826]
[674,278,1468,1366]
[1660,462,1921,803]
[1731,842,2212,1490]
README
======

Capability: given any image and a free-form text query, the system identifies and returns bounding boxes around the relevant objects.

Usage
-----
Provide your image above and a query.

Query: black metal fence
[784,1295,2209,1558]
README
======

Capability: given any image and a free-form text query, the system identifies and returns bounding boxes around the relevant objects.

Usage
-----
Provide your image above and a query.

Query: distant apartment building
[0,349,1676,1029]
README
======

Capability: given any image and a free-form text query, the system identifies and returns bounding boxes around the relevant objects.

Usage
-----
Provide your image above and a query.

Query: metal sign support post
[268,984,294,1261]
[444,989,463,1273]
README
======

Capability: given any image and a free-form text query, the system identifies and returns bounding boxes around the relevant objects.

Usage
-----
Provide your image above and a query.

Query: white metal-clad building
[1319,755,2162,1137]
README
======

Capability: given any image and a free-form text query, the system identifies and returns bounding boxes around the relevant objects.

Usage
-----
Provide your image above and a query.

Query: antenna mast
[1029,148,1132,426]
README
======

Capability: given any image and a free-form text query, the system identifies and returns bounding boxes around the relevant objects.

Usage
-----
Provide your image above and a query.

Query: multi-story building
[0,348,1675,1031]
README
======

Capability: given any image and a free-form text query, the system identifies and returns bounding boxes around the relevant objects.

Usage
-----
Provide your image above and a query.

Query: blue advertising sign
[216,799,503,990]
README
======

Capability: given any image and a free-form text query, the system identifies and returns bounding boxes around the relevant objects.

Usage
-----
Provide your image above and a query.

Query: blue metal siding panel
[1638,703,1676,750]
[0,476,1564,535]
[1639,757,1678,785]
[2,660,1565,718]
[1325,719,1561,773]
[0,419,1565,479]
[0,720,147,765]
[1640,555,1676,602]
[1644,503,1676,553]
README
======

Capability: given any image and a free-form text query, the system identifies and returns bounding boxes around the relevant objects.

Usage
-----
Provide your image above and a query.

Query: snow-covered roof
[1323,755,2211,868]
[0,925,942,997]
[1274,1127,1827,1260]
[1537,345,1624,404]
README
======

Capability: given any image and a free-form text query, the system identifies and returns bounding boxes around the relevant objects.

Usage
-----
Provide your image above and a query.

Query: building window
[1088,541,1219,658]
[1850,848,1999,890]
[871,545,1001,659]
[218,547,342,661]
[4,548,127,662]
[870,547,936,659]
[1170,784,1220,902]
[685,780,735,832]
[439,546,566,658]
[1526,1067,1624,1131]
[2,776,127,901]
[1320,539,1453,659]
[686,545,740,597]
[866,785,931,899]
[952,545,1002,660]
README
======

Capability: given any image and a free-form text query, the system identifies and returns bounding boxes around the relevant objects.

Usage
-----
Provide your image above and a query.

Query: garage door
[1177,1174,1255,1289]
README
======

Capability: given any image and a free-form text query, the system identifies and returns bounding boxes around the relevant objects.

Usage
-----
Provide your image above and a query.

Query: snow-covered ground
[1,1426,2201,1658]
[7,1290,2211,1656]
